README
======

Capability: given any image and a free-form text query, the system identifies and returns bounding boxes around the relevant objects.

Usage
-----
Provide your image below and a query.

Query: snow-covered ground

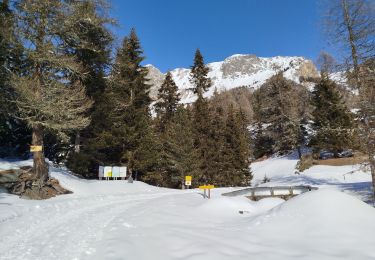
[251,152,373,203]
[1,157,375,260]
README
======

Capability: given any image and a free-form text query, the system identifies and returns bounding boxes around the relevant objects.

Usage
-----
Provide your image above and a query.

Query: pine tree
[145,105,198,188]
[166,106,199,187]
[144,71,183,187]
[252,90,274,158]
[65,0,114,98]
[224,106,252,186]
[10,0,93,193]
[64,0,114,151]
[206,106,227,185]
[93,29,155,180]
[310,75,356,155]
[0,0,30,157]
[64,0,114,176]
[0,0,12,95]
[254,73,306,155]
[154,72,180,132]
[190,49,212,183]
[235,109,253,184]
[190,49,211,95]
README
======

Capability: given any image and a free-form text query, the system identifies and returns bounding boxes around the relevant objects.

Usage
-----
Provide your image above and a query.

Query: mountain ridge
[146,54,319,103]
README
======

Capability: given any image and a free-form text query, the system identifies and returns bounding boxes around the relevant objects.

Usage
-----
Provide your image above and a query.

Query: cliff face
[146,54,319,103]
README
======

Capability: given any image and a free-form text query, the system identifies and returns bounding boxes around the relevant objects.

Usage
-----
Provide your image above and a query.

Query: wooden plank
[222,185,318,198]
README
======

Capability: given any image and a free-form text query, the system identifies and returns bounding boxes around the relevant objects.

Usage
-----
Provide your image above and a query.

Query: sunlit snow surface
[1,157,375,260]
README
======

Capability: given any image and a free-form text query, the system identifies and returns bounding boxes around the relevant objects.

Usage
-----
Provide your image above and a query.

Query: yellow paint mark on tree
[30,146,43,152]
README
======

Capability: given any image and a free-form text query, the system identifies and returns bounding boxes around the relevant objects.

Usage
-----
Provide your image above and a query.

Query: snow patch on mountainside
[147,54,319,103]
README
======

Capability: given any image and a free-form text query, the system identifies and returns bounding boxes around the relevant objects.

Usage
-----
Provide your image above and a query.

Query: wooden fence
[222,185,318,201]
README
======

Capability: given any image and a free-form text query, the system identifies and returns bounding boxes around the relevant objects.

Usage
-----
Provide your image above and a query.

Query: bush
[66,152,94,178]
[296,154,315,172]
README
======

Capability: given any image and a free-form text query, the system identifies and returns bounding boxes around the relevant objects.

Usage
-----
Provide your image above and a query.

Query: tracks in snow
[0,191,180,260]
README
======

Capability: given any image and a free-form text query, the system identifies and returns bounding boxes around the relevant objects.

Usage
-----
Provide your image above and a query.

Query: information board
[104,166,112,178]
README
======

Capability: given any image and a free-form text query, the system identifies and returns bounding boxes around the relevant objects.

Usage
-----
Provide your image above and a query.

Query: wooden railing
[222,185,318,201]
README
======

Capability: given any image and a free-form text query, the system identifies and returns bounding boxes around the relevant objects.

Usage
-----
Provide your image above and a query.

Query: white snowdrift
[239,189,375,259]
[1,159,375,260]
[251,152,372,203]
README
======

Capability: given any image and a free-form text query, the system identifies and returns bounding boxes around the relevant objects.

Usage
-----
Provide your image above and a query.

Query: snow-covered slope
[147,54,319,103]
[1,158,375,259]
[251,151,373,203]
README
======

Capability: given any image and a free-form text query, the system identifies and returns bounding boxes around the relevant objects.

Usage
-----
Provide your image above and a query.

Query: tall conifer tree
[224,106,252,186]
[0,0,29,156]
[154,72,180,132]
[310,76,356,154]
[147,72,181,186]
[93,29,154,179]
[163,106,198,187]
[65,0,114,176]
[190,49,212,183]
[206,106,228,186]
[254,73,306,156]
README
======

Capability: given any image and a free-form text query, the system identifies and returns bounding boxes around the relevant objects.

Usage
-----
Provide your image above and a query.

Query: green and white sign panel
[98,166,104,178]
[112,167,120,178]
[104,166,112,178]
[98,166,127,179]
[119,167,127,178]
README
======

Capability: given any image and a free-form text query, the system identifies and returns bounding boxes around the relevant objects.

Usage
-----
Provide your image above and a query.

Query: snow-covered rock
[147,54,319,103]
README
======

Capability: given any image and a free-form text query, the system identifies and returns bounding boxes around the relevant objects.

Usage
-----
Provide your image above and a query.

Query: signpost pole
[199,185,215,199]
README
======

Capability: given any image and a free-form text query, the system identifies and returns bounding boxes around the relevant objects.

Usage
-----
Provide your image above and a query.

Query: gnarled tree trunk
[32,124,49,188]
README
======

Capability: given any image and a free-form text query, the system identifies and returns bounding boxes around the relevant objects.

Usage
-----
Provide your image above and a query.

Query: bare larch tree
[10,0,92,194]
[324,0,375,196]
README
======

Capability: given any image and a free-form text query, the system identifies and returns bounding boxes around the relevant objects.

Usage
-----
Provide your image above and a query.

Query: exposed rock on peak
[146,54,319,103]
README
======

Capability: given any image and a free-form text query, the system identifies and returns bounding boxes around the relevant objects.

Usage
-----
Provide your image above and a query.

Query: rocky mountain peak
[146,54,319,103]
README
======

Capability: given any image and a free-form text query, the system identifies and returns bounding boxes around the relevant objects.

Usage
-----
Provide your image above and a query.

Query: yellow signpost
[199,185,215,199]
[185,176,192,186]
[199,185,215,189]
[30,146,43,152]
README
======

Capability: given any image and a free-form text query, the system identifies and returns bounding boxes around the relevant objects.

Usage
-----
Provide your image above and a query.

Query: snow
[1,157,375,260]
[243,189,375,259]
[251,151,373,203]
[155,54,317,104]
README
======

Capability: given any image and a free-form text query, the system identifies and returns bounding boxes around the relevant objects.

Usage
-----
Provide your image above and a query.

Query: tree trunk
[370,162,375,198]
[297,146,302,159]
[74,132,81,153]
[340,0,375,199]
[367,146,375,198]
[32,124,48,187]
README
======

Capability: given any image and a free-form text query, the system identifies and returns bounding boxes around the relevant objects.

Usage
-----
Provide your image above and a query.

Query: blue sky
[110,0,330,72]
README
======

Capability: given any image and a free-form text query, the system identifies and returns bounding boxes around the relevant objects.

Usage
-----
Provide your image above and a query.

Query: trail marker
[98,166,104,180]
[98,166,127,180]
[199,185,215,199]
[112,166,120,180]
[185,176,192,187]
[30,146,43,152]
[119,167,127,180]
[104,166,112,180]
